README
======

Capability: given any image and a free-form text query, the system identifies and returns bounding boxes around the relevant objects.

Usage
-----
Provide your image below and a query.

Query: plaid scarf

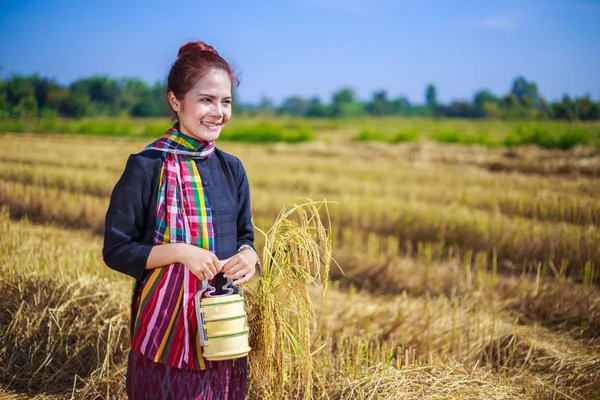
[130,125,215,370]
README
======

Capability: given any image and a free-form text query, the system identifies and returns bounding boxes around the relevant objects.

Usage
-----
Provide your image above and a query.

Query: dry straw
[330,361,527,400]
[245,197,334,400]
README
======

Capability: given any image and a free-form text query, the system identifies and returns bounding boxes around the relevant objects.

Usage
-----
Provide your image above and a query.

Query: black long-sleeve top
[102,147,255,287]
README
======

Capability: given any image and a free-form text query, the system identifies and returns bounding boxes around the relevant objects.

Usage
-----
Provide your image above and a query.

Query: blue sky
[0,0,598,105]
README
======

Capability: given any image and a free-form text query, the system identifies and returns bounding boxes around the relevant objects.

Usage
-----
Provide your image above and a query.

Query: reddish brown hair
[167,40,239,116]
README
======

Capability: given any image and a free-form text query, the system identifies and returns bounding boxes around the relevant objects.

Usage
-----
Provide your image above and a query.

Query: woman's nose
[209,103,224,117]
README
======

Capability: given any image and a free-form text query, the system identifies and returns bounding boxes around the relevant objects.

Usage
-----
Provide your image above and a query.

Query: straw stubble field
[1,131,599,399]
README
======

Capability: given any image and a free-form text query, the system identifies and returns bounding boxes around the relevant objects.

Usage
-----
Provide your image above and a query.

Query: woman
[103,40,259,399]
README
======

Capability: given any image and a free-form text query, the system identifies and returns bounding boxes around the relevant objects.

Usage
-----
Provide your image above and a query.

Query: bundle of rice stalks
[245,198,333,400]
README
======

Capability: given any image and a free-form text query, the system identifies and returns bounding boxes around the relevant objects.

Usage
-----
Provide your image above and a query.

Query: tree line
[0,73,598,121]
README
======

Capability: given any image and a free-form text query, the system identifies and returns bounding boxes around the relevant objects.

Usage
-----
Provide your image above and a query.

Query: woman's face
[168,69,232,142]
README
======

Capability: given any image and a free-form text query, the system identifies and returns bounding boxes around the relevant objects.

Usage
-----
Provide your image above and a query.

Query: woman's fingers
[226,262,256,281]
[198,256,217,280]
[221,256,239,274]
[220,257,233,270]
[182,247,225,280]
[186,250,257,282]
[211,254,223,274]
[233,270,254,285]
[223,261,247,279]
[192,269,206,281]
[202,267,214,280]
[221,257,242,277]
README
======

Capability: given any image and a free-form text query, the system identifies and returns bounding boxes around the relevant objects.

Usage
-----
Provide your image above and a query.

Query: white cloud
[296,0,377,13]
[469,15,520,30]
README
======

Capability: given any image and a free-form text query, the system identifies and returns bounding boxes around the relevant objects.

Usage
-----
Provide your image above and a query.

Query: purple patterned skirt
[126,349,248,399]
[126,283,248,399]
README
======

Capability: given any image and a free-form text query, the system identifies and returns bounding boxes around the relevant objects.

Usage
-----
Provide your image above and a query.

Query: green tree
[510,76,540,108]
[0,80,8,117]
[425,84,437,113]
[12,95,38,118]
[551,95,576,120]
[279,96,308,116]
[32,76,61,110]
[258,96,275,113]
[60,92,92,118]
[45,87,69,111]
[305,97,329,117]
[390,97,411,116]
[119,77,150,112]
[4,74,35,109]
[70,76,122,115]
[502,92,521,119]
[339,102,365,116]
[574,95,599,120]
[538,97,550,118]
[482,101,501,118]
[331,87,356,117]
[144,81,170,117]
[367,90,392,116]
[473,90,499,117]
[131,97,160,117]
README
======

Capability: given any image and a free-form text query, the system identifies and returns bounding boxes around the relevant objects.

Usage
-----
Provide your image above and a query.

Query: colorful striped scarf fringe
[131,125,215,370]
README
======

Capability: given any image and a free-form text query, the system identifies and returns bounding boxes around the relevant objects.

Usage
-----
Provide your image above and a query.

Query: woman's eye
[201,98,211,102]
[223,99,232,105]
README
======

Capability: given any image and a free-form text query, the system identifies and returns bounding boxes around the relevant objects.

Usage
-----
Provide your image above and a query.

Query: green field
[1,116,599,149]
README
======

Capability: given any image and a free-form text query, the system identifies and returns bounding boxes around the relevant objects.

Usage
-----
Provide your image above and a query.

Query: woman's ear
[168,91,181,113]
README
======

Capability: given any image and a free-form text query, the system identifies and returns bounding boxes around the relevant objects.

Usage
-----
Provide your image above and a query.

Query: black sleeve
[102,154,155,281]
[236,160,255,251]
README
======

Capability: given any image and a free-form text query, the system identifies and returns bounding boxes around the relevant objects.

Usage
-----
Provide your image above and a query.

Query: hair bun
[177,41,218,60]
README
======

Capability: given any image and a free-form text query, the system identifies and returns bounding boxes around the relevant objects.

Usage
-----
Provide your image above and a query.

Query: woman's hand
[177,244,222,281]
[221,248,258,285]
